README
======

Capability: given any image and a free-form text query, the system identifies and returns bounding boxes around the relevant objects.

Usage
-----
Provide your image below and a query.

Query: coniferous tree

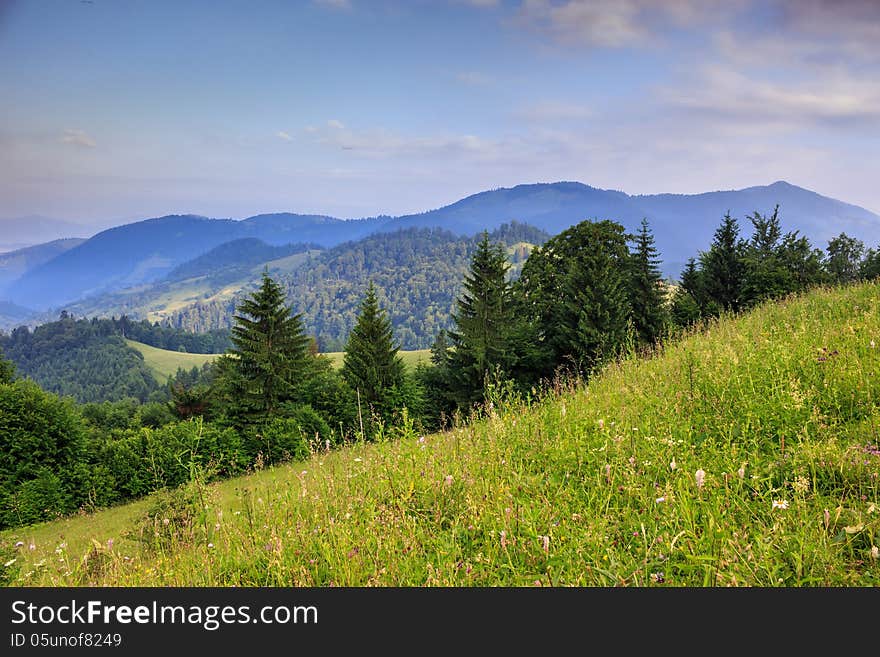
[670,258,706,327]
[628,218,669,345]
[341,281,406,422]
[516,219,631,378]
[447,232,514,408]
[699,213,747,313]
[214,270,311,427]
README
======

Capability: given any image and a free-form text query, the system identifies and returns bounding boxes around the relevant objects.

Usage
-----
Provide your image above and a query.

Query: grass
[128,339,431,382]
[5,282,880,586]
[126,339,220,381]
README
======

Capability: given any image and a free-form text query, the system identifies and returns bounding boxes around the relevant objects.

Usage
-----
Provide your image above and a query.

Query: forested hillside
[169,222,549,350]
[0,316,229,403]
[0,315,158,403]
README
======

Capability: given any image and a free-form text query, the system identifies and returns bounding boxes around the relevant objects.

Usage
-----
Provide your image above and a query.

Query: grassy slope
[128,339,430,382]
[126,339,219,381]
[6,282,880,586]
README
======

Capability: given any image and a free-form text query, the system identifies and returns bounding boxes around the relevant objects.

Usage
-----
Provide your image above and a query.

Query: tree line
[0,208,878,529]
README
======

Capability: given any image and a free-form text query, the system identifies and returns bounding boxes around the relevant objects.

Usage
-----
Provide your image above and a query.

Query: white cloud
[513,0,738,48]
[306,122,516,162]
[659,66,880,127]
[60,129,96,148]
[276,131,292,141]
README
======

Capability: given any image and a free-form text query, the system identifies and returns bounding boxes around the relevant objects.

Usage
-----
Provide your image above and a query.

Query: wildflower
[542,535,550,554]
[162,518,170,526]
[655,496,666,504]
[669,457,677,471]
[871,340,876,349]
[650,572,665,583]
[214,522,221,531]
[695,469,705,489]
[871,546,879,560]
[737,465,746,479]
[628,455,636,466]
[207,543,214,549]
[597,419,605,430]
[824,508,831,528]
[14,541,23,548]
[28,543,35,551]
[301,470,307,476]
[444,475,454,487]
[772,500,789,510]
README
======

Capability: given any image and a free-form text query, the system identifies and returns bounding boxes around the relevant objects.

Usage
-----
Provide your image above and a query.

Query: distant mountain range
[1,180,878,318]
[0,215,95,253]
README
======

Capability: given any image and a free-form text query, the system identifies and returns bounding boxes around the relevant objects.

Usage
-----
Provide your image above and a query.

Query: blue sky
[1,0,878,225]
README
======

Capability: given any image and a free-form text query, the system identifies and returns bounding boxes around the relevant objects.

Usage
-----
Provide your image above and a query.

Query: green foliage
[862,248,880,281]
[445,233,517,409]
[628,218,669,346]
[516,219,632,378]
[214,271,313,428]
[0,379,86,528]
[0,347,14,384]
[167,224,549,350]
[342,282,406,425]
[699,213,747,313]
[0,316,159,403]
[741,206,827,307]
[825,232,865,284]
[249,409,327,465]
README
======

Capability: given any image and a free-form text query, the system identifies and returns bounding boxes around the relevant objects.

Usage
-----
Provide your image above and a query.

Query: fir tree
[628,218,668,345]
[214,270,311,427]
[341,282,406,421]
[700,213,747,313]
[447,232,514,408]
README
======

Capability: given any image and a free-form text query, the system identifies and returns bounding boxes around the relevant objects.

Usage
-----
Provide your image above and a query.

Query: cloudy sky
[1,0,878,225]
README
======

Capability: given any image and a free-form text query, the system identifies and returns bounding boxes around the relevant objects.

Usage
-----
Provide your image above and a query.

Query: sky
[1,0,878,226]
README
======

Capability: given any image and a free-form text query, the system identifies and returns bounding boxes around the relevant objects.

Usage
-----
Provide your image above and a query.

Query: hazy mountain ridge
[2,180,878,316]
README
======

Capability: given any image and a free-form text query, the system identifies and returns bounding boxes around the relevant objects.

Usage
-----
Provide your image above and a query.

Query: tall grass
[4,282,879,586]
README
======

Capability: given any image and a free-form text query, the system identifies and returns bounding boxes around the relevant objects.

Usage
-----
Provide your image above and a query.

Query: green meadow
[5,282,879,586]
[127,339,430,382]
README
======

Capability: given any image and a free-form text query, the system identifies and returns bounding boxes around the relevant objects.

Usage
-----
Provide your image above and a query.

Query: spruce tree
[341,282,405,421]
[700,213,746,313]
[214,270,311,426]
[447,232,513,408]
[628,218,668,345]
